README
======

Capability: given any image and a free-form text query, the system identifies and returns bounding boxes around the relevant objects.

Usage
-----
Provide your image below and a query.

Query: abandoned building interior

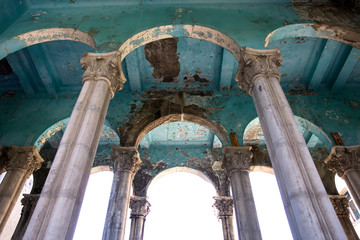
[0,0,360,239]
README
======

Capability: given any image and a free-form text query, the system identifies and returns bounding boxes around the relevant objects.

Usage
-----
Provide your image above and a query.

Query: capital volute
[111,147,142,174]
[213,196,234,218]
[81,51,126,98]
[129,196,151,217]
[324,145,360,178]
[235,47,282,95]
[329,195,349,216]
[6,146,44,177]
[222,146,253,173]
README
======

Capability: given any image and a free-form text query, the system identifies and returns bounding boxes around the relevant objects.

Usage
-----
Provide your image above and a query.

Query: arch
[134,113,228,148]
[265,23,360,49]
[251,165,274,175]
[118,24,241,62]
[148,166,216,194]
[34,117,119,152]
[0,28,95,59]
[243,115,332,151]
[90,165,112,174]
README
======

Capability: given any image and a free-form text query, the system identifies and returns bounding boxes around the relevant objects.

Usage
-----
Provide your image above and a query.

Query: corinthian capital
[6,146,44,177]
[213,196,234,218]
[329,195,349,216]
[80,51,126,98]
[129,196,151,217]
[235,47,282,95]
[222,146,253,173]
[324,145,360,177]
[0,146,9,174]
[111,147,142,173]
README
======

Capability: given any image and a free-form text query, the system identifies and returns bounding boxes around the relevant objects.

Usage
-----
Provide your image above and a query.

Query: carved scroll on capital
[111,147,142,174]
[235,47,282,95]
[213,196,234,218]
[6,146,44,177]
[222,146,253,174]
[324,145,360,177]
[81,51,126,98]
[329,195,349,216]
[129,196,151,217]
[21,194,40,216]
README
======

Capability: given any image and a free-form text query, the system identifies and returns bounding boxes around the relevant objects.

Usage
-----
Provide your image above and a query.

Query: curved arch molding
[0,28,95,59]
[119,24,241,62]
[265,23,360,49]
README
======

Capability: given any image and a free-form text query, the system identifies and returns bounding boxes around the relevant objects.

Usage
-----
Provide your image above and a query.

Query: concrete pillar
[24,52,126,240]
[11,194,40,240]
[222,146,262,240]
[129,196,150,240]
[235,47,346,240]
[0,146,43,234]
[329,195,359,240]
[213,196,235,240]
[103,147,141,240]
[325,145,360,209]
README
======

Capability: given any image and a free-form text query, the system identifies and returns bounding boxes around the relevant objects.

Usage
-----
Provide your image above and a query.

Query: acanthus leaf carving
[81,52,126,98]
[329,195,349,216]
[111,147,142,174]
[235,47,282,95]
[222,146,253,174]
[213,196,234,218]
[324,145,360,177]
[6,146,44,177]
[129,196,151,217]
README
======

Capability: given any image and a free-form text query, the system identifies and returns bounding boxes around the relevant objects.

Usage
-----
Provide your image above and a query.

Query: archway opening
[144,168,223,240]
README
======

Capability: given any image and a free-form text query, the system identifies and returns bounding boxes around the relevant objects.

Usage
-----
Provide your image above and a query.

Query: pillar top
[129,196,151,217]
[222,146,253,173]
[111,147,142,173]
[80,51,126,98]
[324,145,360,177]
[213,196,234,218]
[329,195,349,216]
[6,146,44,177]
[235,47,282,95]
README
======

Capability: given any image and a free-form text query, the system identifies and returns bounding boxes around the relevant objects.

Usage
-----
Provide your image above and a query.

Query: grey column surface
[213,196,236,240]
[103,147,142,240]
[235,47,346,240]
[222,146,262,240]
[11,194,40,240]
[129,196,151,240]
[24,52,126,240]
[0,146,43,234]
[329,195,359,240]
[325,145,360,210]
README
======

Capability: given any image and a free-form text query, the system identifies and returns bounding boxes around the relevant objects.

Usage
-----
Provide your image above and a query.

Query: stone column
[329,195,359,240]
[325,145,360,209]
[0,146,8,175]
[213,196,235,240]
[11,194,40,240]
[235,47,346,239]
[0,146,43,233]
[129,196,150,240]
[222,146,262,240]
[103,147,142,240]
[24,52,126,240]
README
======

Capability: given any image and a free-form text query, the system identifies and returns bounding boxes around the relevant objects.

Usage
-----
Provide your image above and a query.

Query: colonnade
[0,46,355,240]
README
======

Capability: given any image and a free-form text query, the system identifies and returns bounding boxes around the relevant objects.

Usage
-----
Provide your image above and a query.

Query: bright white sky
[73,170,293,240]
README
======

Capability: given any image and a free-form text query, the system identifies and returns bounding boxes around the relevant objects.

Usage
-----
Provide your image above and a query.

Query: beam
[125,49,142,92]
[308,40,343,90]
[219,49,235,90]
[331,47,360,92]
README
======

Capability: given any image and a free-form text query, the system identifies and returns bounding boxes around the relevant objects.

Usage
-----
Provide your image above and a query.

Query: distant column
[235,47,346,239]
[329,195,359,240]
[12,194,40,240]
[0,146,43,233]
[325,145,360,209]
[129,196,150,240]
[24,52,126,240]
[103,147,142,240]
[0,146,8,174]
[222,146,262,240]
[213,196,235,240]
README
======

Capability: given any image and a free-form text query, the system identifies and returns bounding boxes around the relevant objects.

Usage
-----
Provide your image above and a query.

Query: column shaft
[236,47,346,240]
[129,216,145,240]
[0,146,43,234]
[128,196,150,240]
[24,52,125,240]
[102,147,141,240]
